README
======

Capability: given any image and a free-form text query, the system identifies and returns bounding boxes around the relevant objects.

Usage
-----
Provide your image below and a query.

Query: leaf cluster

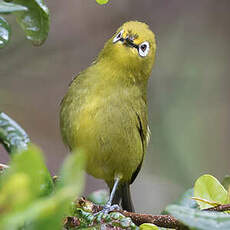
[0,114,85,230]
[0,0,49,48]
[165,175,230,230]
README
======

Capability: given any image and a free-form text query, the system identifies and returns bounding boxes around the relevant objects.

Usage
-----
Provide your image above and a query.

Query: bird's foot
[101,203,120,214]
[94,204,120,219]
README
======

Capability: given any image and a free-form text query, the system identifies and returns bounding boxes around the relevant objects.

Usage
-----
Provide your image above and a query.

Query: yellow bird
[60,21,156,212]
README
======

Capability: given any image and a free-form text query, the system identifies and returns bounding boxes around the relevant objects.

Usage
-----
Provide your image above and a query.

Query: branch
[204,204,230,212]
[65,197,189,230]
[119,211,188,230]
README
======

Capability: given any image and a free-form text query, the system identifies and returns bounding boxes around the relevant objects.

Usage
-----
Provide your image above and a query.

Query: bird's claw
[94,204,120,218]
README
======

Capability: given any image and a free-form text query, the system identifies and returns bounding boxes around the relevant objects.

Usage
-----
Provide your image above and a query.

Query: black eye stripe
[126,38,139,49]
[114,31,149,57]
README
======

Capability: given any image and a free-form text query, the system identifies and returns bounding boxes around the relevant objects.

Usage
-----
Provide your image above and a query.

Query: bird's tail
[112,183,135,212]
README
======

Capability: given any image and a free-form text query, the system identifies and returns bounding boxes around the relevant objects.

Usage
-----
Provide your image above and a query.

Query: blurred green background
[1,0,230,214]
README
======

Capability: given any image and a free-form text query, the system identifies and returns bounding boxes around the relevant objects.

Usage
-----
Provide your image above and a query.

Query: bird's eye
[138,41,150,57]
[113,29,124,43]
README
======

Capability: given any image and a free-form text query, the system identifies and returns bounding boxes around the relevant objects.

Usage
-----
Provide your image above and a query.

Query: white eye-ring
[138,41,150,57]
[113,29,124,43]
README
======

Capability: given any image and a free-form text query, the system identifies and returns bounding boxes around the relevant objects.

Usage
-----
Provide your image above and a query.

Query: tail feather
[121,183,135,212]
[111,183,135,212]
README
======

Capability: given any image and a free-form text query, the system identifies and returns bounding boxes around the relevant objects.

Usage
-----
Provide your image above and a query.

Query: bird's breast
[74,90,143,183]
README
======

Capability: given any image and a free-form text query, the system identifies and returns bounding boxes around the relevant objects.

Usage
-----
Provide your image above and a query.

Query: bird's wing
[130,111,150,184]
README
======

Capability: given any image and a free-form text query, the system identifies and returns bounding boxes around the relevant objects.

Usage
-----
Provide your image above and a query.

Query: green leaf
[140,223,159,230]
[0,149,85,230]
[96,0,109,5]
[0,0,27,13]
[9,144,54,197]
[167,204,230,230]
[87,189,109,205]
[175,188,197,208]
[194,174,229,209]
[55,150,86,214]
[0,16,10,48]
[0,145,53,214]
[162,189,197,216]
[0,198,65,230]
[0,188,78,230]
[0,112,30,154]
[222,175,230,192]
[56,150,85,194]
[13,0,50,46]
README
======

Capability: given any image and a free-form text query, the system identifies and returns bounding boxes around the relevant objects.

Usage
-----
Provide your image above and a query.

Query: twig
[204,204,230,212]
[119,211,188,230]
[64,216,80,229]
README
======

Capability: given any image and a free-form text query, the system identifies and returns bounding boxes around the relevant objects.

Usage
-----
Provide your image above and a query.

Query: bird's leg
[104,177,120,211]
[95,177,121,216]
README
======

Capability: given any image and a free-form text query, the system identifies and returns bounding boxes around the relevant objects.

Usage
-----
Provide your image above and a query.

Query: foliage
[0,0,110,47]
[222,175,230,191]
[193,174,230,209]
[0,113,85,230]
[0,112,30,154]
[74,208,138,229]
[174,188,197,209]
[164,175,230,230]
[139,223,159,230]
[0,0,49,47]
[87,189,109,205]
[0,144,85,230]
[96,0,109,5]
[166,205,230,230]
[0,16,10,47]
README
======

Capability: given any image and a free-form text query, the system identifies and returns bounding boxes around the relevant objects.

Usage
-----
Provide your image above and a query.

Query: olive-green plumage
[60,21,156,212]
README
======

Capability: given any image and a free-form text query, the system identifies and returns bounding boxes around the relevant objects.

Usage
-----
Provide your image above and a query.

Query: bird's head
[98,21,156,79]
